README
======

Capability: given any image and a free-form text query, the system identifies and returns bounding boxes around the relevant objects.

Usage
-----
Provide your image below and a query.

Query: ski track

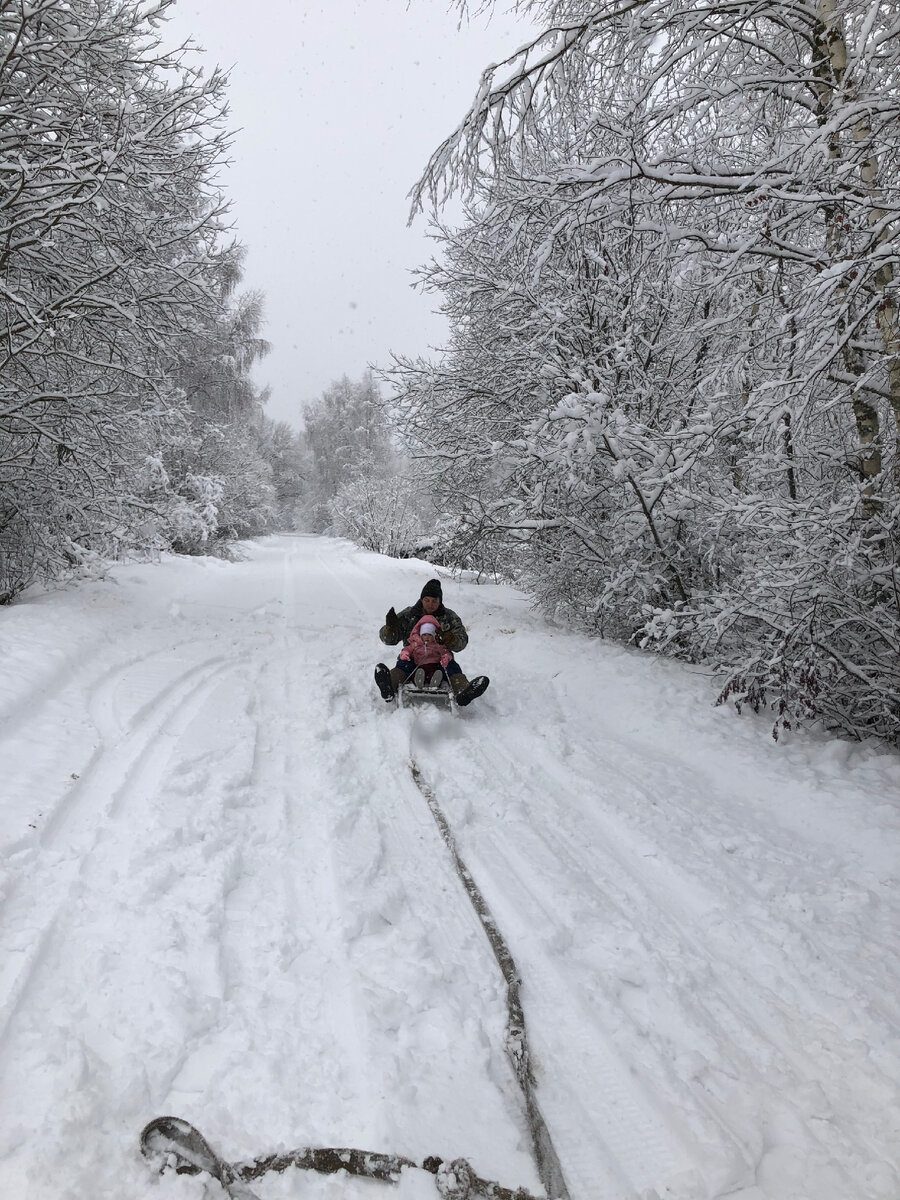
[309,703,538,1184]
[0,655,243,1043]
[0,536,897,1200]
[413,747,706,1199]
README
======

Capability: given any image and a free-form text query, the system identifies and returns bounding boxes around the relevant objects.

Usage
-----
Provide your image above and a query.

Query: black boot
[454,675,490,707]
[374,662,395,702]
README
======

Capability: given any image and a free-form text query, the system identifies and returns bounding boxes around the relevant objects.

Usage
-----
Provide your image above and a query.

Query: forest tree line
[380,0,900,745]
[3,0,898,745]
[0,0,302,603]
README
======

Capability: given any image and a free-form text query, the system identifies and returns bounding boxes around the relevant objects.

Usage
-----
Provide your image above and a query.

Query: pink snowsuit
[399,615,453,670]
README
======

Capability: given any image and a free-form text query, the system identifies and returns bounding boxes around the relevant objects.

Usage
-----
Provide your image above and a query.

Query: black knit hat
[420,578,443,600]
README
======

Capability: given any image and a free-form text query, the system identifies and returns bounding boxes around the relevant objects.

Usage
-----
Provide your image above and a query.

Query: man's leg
[374,658,414,701]
[446,661,489,707]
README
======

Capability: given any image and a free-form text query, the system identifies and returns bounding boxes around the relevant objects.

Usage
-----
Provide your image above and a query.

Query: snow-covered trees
[163,269,277,550]
[300,373,391,528]
[396,0,900,741]
[0,0,276,599]
[256,416,305,530]
[298,372,432,556]
[329,473,425,558]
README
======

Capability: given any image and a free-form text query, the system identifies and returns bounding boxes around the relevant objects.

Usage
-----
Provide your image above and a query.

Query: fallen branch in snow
[140,1115,546,1199]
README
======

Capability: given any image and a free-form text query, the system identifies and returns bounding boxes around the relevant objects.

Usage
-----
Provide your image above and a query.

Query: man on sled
[374,578,490,708]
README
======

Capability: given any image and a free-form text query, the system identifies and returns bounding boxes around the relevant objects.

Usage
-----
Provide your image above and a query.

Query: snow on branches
[396,0,900,742]
[0,0,277,599]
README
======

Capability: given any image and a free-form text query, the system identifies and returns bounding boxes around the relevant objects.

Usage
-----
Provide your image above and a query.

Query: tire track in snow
[537,667,900,1036]
[466,823,742,1198]
[560,724,900,1005]
[410,722,706,1198]
[232,653,380,1143]
[0,650,274,1199]
[497,874,697,1195]
[289,686,541,1189]
[0,642,233,856]
[0,632,210,752]
[159,542,385,1148]
[43,654,234,845]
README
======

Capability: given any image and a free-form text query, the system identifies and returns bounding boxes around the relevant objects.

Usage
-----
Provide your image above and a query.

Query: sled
[397,664,457,714]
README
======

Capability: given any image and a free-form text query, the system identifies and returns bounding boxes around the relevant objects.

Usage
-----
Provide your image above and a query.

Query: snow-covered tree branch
[0,0,279,598]
[396,0,900,741]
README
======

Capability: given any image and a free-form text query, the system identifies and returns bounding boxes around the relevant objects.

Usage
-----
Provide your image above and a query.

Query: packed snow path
[0,536,898,1200]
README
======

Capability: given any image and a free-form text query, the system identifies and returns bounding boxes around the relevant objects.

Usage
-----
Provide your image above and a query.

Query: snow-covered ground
[0,534,898,1200]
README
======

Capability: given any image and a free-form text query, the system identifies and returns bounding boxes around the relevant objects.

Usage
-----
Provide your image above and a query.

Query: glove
[384,607,400,636]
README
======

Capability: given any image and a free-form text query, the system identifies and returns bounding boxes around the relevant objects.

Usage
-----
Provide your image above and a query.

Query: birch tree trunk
[813,0,885,502]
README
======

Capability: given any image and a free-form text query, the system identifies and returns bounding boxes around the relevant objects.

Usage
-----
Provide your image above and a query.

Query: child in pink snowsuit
[398,616,454,675]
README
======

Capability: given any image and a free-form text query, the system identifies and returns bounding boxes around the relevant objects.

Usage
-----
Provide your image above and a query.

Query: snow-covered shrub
[0,509,40,604]
[706,501,900,740]
[165,475,225,555]
[329,474,425,558]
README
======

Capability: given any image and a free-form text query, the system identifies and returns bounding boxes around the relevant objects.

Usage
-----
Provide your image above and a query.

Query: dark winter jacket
[379,600,469,653]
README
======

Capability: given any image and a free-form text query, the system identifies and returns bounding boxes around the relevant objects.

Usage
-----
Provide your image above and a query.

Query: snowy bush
[167,475,224,554]
[329,474,426,558]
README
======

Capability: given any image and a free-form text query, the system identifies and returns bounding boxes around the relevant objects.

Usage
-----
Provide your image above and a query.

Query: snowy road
[0,536,898,1200]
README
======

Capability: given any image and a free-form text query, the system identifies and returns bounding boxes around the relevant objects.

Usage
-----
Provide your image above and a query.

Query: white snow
[0,534,897,1200]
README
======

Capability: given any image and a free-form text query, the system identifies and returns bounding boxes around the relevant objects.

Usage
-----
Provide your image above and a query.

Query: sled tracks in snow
[140,760,569,1199]
[139,759,569,1200]
[409,760,570,1200]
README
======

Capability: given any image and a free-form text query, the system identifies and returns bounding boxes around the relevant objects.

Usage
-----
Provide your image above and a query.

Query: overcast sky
[161,1,534,427]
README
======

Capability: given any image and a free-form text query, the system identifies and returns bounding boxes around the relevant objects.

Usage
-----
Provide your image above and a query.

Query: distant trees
[257,416,305,530]
[300,373,391,531]
[298,372,430,555]
[161,266,276,551]
[394,0,900,741]
[329,473,425,558]
[0,0,282,600]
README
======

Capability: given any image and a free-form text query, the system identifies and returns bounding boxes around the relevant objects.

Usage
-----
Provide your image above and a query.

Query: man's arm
[379,606,401,645]
[380,605,415,646]
[439,608,469,652]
